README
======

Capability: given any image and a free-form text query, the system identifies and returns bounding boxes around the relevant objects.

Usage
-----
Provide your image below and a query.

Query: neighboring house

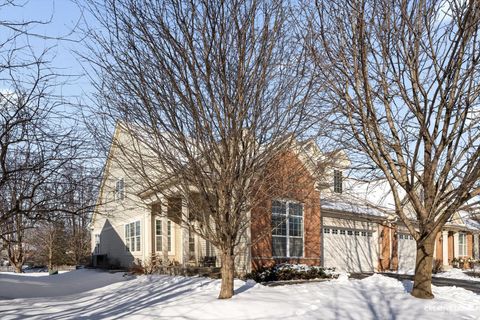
[91,124,480,273]
[321,179,480,272]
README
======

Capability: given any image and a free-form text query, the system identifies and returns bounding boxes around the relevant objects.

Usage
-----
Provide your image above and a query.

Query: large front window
[271,200,304,257]
[458,232,467,256]
[125,221,141,252]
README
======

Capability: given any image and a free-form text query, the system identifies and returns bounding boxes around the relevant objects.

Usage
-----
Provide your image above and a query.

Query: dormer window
[334,170,343,194]
[115,178,125,201]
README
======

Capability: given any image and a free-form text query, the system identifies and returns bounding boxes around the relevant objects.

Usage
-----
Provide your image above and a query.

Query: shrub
[245,263,336,283]
[128,259,145,275]
[128,256,181,275]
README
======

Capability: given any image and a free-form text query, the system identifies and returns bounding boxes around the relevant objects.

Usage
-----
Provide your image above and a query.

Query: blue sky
[0,0,93,101]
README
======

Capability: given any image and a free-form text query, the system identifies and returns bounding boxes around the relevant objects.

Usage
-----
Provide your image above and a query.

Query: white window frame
[125,221,141,252]
[333,170,343,194]
[271,199,304,258]
[115,178,125,201]
[155,219,175,255]
[94,234,100,254]
[458,232,467,257]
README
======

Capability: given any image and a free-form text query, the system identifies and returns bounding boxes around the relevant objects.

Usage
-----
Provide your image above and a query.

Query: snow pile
[0,270,70,277]
[1,270,479,319]
[275,263,337,275]
[434,268,480,282]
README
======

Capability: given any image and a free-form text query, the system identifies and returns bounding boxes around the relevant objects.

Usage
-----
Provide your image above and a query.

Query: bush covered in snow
[245,264,336,283]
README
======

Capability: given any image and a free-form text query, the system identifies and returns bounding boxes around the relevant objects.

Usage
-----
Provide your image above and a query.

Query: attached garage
[322,216,380,272]
[397,232,416,272]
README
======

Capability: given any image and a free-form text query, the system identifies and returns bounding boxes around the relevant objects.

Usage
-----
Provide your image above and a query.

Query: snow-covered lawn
[434,268,480,282]
[0,270,479,319]
[0,269,126,299]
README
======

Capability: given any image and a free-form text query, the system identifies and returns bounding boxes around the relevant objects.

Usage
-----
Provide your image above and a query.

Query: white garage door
[398,233,416,272]
[323,226,379,272]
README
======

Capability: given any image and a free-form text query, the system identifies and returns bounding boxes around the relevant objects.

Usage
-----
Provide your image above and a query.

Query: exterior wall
[467,233,473,257]
[378,225,392,271]
[250,151,321,270]
[91,127,154,268]
[378,224,406,272]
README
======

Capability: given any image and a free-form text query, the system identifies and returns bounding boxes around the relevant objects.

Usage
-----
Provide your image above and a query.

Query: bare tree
[61,166,98,265]
[30,220,68,271]
[311,0,480,298]
[24,166,99,269]
[83,0,320,298]
[0,0,96,272]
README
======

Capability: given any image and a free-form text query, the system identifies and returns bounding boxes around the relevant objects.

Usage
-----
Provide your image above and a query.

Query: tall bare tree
[83,0,320,298]
[311,0,480,298]
[0,0,96,272]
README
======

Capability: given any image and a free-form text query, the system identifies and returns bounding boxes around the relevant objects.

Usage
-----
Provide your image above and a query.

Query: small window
[125,221,141,252]
[323,228,330,234]
[409,235,413,240]
[367,232,373,237]
[340,229,346,235]
[399,234,404,240]
[354,231,360,236]
[347,230,353,235]
[205,240,215,256]
[94,234,100,254]
[458,233,467,256]
[361,231,367,236]
[155,219,173,253]
[115,178,125,201]
[189,231,196,260]
[333,170,343,194]
[332,229,338,235]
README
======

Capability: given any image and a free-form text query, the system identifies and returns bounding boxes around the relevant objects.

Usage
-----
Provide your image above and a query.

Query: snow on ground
[0,269,127,299]
[1,270,70,277]
[0,270,479,319]
[434,268,480,282]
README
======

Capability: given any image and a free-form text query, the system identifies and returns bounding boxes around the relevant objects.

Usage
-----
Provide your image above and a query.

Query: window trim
[458,232,467,257]
[155,219,175,255]
[94,234,100,254]
[125,220,141,252]
[271,199,304,258]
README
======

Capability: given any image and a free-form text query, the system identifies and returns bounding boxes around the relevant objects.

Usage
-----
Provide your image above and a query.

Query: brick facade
[250,151,321,270]
[378,225,398,271]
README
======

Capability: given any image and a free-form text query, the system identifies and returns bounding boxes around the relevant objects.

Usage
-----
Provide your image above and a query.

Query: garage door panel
[324,227,378,272]
[398,234,416,272]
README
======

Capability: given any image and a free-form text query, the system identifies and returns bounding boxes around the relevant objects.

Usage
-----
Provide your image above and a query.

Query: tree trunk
[218,251,235,299]
[14,264,22,273]
[48,245,53,272]
[411,236,435,299]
